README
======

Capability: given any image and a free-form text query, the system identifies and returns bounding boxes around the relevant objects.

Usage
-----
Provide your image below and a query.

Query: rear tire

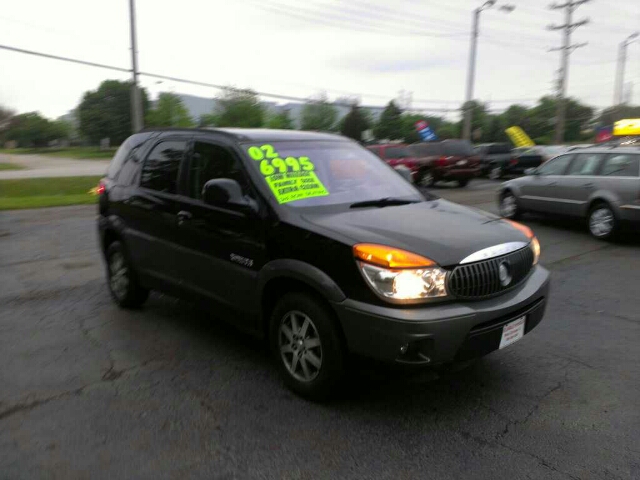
[269,292,345,401]
[588,202,618,240]
[499,190,520,219]
[106,241,149,308]
[457,178,469,187]
[489,165,503,180]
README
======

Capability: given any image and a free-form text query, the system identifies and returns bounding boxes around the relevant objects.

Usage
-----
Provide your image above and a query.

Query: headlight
[530,236,540,265]
[353,244,448,302]
[504,219,541,265]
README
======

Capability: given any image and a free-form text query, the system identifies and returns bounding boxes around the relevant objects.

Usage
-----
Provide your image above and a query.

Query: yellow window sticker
[247,146,329,204]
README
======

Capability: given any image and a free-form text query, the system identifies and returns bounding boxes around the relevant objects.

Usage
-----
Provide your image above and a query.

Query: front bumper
[331,265,550,365]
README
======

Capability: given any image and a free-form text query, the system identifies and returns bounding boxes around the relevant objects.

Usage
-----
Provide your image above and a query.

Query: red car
[366,144,419,179]
[408,140,482,187]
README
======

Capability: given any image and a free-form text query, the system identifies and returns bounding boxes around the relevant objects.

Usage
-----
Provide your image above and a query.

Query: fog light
[399,343,409,355]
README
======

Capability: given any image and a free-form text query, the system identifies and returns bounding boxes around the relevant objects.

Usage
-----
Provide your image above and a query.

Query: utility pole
[548,0,589,144]
[463,1,515,141]
[129,0,144,132]
[614,33,639,106]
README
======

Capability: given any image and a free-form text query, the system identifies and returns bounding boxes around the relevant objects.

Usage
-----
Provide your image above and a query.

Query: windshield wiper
[349,197,421,209]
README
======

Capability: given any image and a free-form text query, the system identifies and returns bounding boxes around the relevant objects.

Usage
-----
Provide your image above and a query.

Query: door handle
[548,182,557,186]
[176,210,192,225]
[582,182,594,188]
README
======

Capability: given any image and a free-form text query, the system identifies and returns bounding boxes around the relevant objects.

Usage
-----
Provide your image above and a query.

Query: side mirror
[525,168,538,176]
[202,179,250,209]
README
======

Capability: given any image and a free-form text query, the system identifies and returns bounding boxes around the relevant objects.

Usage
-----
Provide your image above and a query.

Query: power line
[0,43,130,73]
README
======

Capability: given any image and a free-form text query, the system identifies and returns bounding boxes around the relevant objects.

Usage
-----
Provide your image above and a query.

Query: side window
[566,153,604,176]
[600,154,640,177]
[140,140,187,194]
[106,139,131,180]
[538,154,573,176]
[188,141,250,200]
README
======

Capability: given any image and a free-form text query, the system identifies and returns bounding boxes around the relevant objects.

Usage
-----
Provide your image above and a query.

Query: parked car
[474,143,514,179]
[99,128,549,400]
[539,145,569,162]
[366,144,419,180]
[511,146,546,171]
[498,146,640,239]
[408,139,482,187]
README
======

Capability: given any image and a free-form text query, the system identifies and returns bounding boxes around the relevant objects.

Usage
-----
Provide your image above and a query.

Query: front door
[519,154,573,213]
[173,138,266,326]
[124,137,189,287]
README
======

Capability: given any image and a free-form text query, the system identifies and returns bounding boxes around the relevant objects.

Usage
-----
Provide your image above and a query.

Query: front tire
[106,241,149,308]
[588,202,618,240]
[417,169,436,187]
[457,178,469,187]
[269,292,345,401]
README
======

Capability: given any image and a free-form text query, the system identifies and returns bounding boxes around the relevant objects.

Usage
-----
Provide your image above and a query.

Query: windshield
[242,141,423,208]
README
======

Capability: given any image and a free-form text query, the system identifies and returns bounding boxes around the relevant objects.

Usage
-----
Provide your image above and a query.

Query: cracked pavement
[1,181,639,479]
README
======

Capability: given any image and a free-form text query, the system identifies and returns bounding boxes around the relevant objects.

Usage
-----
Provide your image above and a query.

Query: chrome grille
[448,246,534,299]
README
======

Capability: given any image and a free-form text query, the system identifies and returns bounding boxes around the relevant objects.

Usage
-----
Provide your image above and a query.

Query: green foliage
[461,100,488,140]
[598,105,640,126]
[78,80,149,145]
[146,93,194,127]
[437,123,459,140]
[0,176,101,210]
[340,105,370,141]
[373,101,403,140]
[301,95,338,131]
[215,88,264,128]
[1,112,71,147]
[198,113,218,127]
[266,110,294,129]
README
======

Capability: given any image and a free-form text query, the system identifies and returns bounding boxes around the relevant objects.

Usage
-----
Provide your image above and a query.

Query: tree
[1,112,69,147]
[525,96,593,143]
[146,93,194,127]
[598,105,640,126]
[266,110,294,129]
[301,94,338,131]
[340,104,370,141]
[214,88,264,128]
[0,105,15,132]
[78,80,149,145]
[483,115,505,143]
[373,101,403,140]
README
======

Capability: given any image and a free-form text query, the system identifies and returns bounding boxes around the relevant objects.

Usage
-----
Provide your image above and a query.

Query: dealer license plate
[499,316,526,349]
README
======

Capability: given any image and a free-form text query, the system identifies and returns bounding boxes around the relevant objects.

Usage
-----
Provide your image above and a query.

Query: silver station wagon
[498,146,640,239]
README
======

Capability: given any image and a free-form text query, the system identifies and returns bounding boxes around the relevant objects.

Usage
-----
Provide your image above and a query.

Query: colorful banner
[414,120,438,142]
[505,126,535,148]
[613,118,640,136]
[595,126,613,143]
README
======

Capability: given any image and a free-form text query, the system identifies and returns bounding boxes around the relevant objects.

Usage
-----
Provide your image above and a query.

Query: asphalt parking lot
[1,179,639,480]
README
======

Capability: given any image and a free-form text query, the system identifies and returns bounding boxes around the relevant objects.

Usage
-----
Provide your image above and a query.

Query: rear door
[172,137,266,325]
[597,153,640,211]
[124,136,190,287]
[555,152,605,217]
[519,153,573,213]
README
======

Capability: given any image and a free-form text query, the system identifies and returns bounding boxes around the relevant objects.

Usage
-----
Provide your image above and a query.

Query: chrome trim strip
[520,195,586,204]
[460,242,529,264]
[621,204,640,210]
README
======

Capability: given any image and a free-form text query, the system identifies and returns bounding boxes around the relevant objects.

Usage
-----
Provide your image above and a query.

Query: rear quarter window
[106,141,131,180]
[600,154,640,177]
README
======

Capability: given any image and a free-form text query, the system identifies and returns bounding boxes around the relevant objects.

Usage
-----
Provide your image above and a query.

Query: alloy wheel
[109,251,129,300]
[278,310,323,382]
[500,194,517,218]
[589,207,614,237]
[489,166,502,180]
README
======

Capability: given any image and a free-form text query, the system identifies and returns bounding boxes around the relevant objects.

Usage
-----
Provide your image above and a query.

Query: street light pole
[129,0,144,132]
[614,33,639,106]
[462,1,514,141]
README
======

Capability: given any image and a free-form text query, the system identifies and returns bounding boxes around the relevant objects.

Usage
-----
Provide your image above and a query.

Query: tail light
[510,158,518,166]
[437,156,448,166]
[96,179,106,195]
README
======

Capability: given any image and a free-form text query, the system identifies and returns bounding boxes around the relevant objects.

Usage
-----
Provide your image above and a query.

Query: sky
[1,0,639,120]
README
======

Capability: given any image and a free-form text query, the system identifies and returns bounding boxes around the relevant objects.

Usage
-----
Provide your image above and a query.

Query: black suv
[98,128,550,399]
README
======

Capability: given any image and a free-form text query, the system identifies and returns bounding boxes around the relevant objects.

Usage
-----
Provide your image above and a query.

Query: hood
[302,199,530,267]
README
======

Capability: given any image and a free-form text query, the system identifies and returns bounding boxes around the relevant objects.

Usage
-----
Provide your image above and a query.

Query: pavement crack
[0,387,84,421]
